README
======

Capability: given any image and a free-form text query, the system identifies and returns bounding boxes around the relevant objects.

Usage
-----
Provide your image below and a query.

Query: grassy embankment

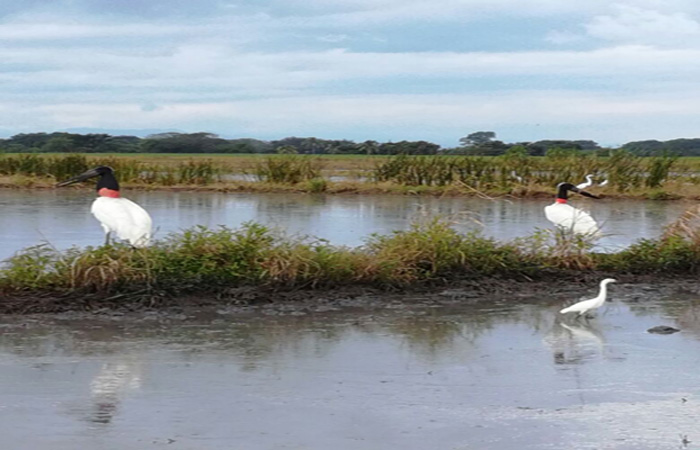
[2,211,700,311]
[0,152,698,198]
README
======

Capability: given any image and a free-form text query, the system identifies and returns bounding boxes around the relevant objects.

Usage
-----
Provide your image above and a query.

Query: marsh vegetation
[0,151,696,199]
[3,209,700,307]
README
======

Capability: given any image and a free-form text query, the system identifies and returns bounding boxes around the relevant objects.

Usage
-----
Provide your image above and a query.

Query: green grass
[2,152,700,199]
[3,214,700,304]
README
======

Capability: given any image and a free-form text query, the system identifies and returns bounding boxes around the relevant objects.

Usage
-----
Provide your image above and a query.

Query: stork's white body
[91,197,152,248]
[560,278,616,316]
[544,202,600,236]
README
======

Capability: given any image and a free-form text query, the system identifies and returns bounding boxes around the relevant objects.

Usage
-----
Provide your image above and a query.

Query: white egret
[576,174,594,189]
[544,182,601,235]
[510,170,523,183]
[56,166,152,248]
[560,278,616,317]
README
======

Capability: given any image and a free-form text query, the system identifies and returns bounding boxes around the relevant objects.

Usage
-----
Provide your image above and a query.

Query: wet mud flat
[3,274,700,315]
[2,279,700,449]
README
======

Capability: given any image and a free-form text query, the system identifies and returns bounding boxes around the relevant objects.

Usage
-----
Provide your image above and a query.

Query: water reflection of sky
[0,292,699,449]
[0,189,692,259]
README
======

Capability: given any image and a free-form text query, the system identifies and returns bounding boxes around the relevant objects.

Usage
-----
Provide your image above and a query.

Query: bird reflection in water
[89,361,142,424]
[545,320,607,366]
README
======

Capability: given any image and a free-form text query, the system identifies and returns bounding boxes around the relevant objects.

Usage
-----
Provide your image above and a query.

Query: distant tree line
[3,130,700,156]
[0,132,440,155]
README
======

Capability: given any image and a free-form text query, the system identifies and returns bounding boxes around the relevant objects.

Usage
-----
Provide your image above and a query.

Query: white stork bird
[560,278,616,318]
[57,166,152,248]
[576,174,594,189]
[544,182,601,236]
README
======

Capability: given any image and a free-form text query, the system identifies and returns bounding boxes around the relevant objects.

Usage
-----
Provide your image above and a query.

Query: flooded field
[0,284,698,449]
[0,189,691,261]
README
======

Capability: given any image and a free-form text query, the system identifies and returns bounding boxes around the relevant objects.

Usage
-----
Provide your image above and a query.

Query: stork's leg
[104,232,111,246]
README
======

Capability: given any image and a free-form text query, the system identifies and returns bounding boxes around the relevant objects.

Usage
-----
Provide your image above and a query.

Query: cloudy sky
[2,0,700,147]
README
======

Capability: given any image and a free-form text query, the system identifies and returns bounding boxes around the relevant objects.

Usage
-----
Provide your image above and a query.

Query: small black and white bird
[57,166,152,248]
[544,182,601,235]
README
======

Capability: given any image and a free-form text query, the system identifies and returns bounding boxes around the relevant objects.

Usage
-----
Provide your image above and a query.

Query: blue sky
[2,0,700,147]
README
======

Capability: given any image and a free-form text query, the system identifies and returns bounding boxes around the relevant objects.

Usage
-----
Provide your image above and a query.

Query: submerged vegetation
[3,213,700,308]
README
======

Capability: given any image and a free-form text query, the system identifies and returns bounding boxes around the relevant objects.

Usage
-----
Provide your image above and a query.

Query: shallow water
[0,288,698,449]
[0,189,691,260]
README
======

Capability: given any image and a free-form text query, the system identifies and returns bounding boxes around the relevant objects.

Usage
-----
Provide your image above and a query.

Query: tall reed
[253,155,323,183]
[370,151,688,193]
[0,154,222,186]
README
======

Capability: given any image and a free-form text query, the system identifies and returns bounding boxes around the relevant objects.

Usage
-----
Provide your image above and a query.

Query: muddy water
[0,287,699,449]
[0,189,691,260]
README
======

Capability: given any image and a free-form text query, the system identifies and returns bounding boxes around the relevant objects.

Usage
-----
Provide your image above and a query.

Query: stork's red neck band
[98,188,121,198]
[556,198,567,204]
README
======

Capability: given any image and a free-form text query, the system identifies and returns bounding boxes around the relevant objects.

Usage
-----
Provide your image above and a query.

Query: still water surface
[0,190,691,260]
[0,290,698,449]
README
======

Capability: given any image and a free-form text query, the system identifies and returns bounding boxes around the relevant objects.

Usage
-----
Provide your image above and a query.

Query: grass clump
[596,236,698,274]
[0,219,536,298]
[253,155,323,183]
[0,154,224,186]
[364,219,534,284]
[5,212,700,304]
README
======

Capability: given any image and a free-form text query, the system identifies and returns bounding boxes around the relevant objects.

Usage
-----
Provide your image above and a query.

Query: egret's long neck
[96,173,120,198]
[596,282,609,304]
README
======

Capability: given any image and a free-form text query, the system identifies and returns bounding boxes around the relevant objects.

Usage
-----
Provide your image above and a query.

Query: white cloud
[586,5,700,46]
[2,2,700,144]
[0,22,183,40]
[3,44,700,100]
[317,34,350,43]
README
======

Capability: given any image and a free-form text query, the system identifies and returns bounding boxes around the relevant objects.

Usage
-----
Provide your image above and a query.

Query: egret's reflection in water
[0,289,698,449]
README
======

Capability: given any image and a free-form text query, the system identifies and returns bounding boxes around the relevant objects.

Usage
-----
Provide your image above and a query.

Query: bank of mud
[3,275,699,316]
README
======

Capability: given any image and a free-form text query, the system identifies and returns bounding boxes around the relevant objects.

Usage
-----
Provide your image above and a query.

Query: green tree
[459,131,496,147]
[43,136,74,152]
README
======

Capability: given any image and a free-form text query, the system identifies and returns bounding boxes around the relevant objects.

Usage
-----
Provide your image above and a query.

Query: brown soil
[3,275,698,316]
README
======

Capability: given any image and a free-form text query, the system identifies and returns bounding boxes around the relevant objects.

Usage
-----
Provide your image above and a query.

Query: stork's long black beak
[55,168,102,187]
[569,185,600,199]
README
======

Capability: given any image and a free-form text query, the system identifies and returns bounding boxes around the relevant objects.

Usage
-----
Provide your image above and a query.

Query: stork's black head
[555,182,600,200]
[56,166,119,191]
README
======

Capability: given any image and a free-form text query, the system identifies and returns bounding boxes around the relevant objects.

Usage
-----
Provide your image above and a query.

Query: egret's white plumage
[576,174,594,189]
[560,278,616,316]
[57,166,152,248]
[91,197,152,248]
[544,182,601,236]
[599,179,609,187]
